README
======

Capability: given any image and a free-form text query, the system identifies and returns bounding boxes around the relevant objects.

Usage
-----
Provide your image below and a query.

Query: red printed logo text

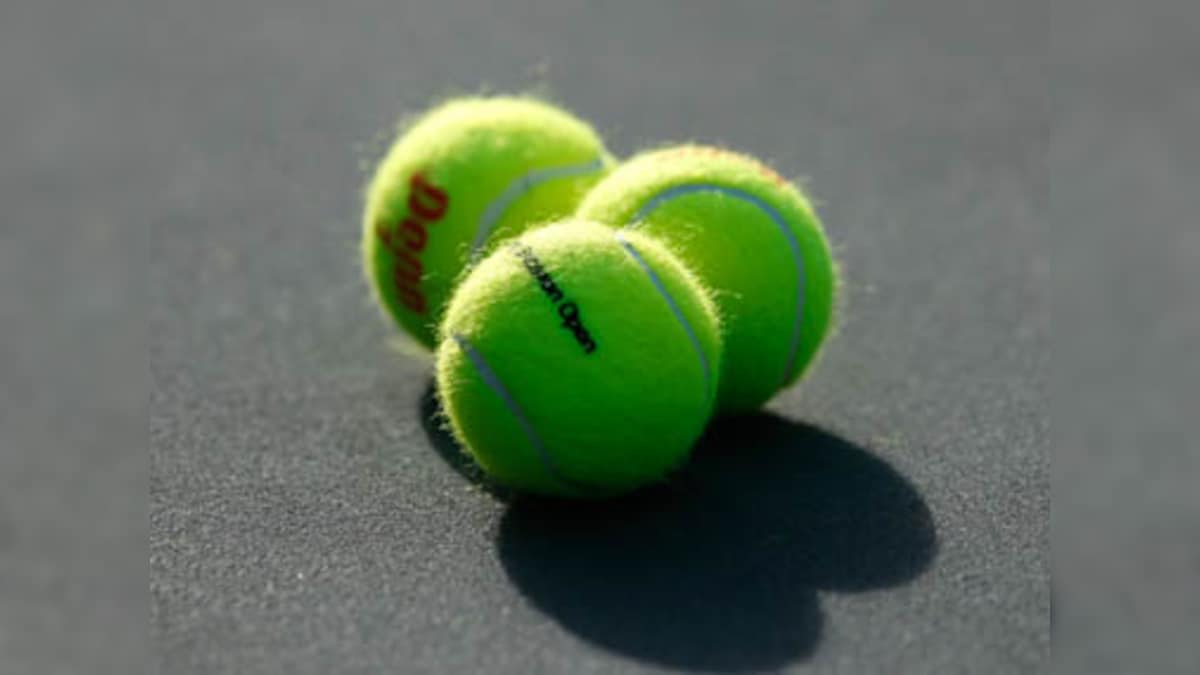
[374,172,449,315]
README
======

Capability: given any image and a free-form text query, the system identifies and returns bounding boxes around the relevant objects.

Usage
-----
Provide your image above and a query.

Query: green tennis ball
[577,145,838,414]
[363,97,616,349]
[436,220,722,498]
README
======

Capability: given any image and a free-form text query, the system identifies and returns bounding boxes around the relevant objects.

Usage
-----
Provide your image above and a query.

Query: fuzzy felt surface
[579,145,839,413]
[436,221,722,496]
[363,97,614,349]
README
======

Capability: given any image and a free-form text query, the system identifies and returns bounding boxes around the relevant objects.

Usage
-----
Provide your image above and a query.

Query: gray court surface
[143,2,1050,673]
[18,1,1060,673]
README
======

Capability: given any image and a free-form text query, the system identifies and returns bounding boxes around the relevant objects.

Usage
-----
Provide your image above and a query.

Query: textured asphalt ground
[37,1,1200,673]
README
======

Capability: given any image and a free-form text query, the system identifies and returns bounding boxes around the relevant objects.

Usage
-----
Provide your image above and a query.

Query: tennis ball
[363,97,616,349]
[577,145,837,414]
[436,220,722,498]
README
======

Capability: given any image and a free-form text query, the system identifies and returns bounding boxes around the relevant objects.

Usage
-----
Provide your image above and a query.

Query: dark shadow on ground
[421,381,937,672]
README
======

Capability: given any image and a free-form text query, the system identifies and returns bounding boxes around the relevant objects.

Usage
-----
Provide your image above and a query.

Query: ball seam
[449,332,599,495]
[614,232,716,404]
[628,183,807,388]
[469,157,609,264]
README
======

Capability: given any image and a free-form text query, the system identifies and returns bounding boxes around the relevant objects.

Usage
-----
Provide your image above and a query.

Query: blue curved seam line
[470,157,608,264]
[615,232,715,404]
[450,333,597,494]
[630,183,806,387]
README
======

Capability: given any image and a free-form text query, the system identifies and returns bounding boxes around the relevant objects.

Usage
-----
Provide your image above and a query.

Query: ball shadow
[420,381,938,671]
